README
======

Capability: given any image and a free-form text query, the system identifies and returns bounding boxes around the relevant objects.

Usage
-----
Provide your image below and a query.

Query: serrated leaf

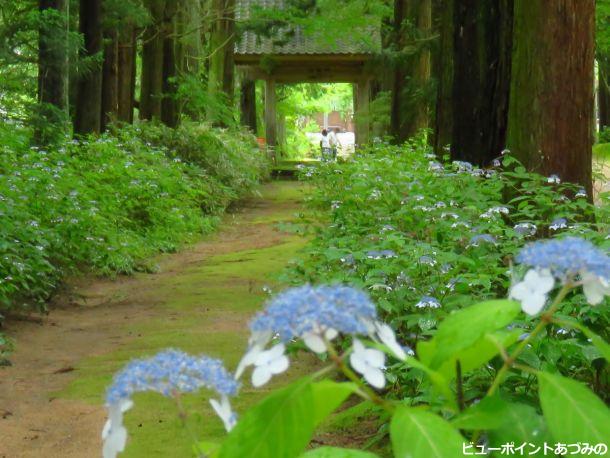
[311,380,358,425]
[436,329,522,380]
[219,378,355,458]
[428,300,521,368]
[487,402,549,448]
[391,408,465,458]
[451,396,511,430]
[538,371,610,446]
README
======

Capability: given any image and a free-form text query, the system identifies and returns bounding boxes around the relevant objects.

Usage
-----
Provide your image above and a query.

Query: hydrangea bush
[101,141,609,457]
[0,121,268,318]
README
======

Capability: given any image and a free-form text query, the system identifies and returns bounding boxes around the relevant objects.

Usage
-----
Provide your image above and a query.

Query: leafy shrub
[130,121,270,202]
[598,126,610,144]
[288,138,609,398]
[0,122,268,317]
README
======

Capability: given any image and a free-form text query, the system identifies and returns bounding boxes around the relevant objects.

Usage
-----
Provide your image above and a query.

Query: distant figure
[320,129,332,161]
[328,128,341,159]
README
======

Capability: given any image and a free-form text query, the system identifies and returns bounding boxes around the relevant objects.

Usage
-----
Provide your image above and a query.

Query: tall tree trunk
[599,59,610,132]
[37,0,68,143]
[74,0,103,135]
[433,0,453,154]
[240,77,257,132]
[450,0,513,166]
[390,0,432,143]
[507,0,594,195]
[140,0,165,121]
[208,0,236,124]
[117,25,136,123]
[182,0,203,74]
[161,1,179,127]
[101,28,119,130]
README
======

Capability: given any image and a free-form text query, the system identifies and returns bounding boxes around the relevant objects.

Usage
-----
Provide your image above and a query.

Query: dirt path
[0,181,311,458]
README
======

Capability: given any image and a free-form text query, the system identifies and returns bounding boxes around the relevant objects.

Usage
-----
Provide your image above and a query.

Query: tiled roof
[235,0,378,56]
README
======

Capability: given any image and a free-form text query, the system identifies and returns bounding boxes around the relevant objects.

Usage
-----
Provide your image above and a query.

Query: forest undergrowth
[0,121,268,347]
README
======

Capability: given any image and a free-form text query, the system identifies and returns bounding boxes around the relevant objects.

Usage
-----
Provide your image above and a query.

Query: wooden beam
[234,53,374,65]
[265,78,277,161]
[355,79,371,146]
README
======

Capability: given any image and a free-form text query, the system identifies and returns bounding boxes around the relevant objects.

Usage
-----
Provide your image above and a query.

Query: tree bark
[450,0,513,166]
[101,28,119,130]
[599,59,610,131]
[74,0,103,135]
[208,0,236,124]
[433,0,453,153]
[140,0,165,121]
[37,0,69,142]
[390,0,432,143]
[117,25,136,123]
[240,77,257,132]
[161,1,179,127]
[507,0,594,195]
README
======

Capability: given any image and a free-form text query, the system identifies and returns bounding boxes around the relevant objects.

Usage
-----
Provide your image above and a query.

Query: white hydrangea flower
[209,394,237,432]
[251,343,289,387]
[509,269,555,315]
[350,338,386,389]
[302,324,338,354]
[102,399,133,458]
[373,322,407,361]
[234,330,272,379]
[580,271,610,305]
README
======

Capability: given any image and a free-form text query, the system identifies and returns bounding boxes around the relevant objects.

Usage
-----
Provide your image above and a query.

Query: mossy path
[0,180,314,458]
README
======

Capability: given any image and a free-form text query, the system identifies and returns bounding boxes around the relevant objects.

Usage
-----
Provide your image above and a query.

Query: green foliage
[0,121,267,317]
[538,371,610,446]
[219,378,356,458]
[390,408,464,458]
[597,127,610,145]
[301,447,379,458]
[289,138,609,406]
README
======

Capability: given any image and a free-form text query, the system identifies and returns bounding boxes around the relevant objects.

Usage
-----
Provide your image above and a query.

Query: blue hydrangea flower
[415,296,441,309]
[516,237,610,281]
[514,222,537,237]
[366,249,397,260]
[549,218,567,231]
[106,349,238,404]
[250,285,378,341]
[428,161,444,172]
[469,234,497,247]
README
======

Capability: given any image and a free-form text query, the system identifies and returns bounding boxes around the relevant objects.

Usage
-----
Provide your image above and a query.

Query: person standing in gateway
[320,129,332,161]
[328,128,341,160]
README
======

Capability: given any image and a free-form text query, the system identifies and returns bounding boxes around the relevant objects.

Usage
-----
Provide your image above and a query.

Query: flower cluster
[238,285,407,389]
[510,237,610,315]
[103,350,239,458]
[106,349,239,403]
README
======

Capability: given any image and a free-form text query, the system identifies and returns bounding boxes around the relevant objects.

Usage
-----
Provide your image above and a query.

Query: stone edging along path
[0,180,315,458]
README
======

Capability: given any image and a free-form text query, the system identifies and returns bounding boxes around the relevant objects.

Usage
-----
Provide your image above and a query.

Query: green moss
[54,184,314,456]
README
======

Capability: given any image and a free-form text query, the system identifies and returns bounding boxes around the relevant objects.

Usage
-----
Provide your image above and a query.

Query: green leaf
[487,403,549,448]
[300,447,380,458]
[554,317,610,362]
[391,408,465,458]
[403,355,456,409]
[435,329,522,380]
[311,380,358,425]
[428,300,521,368]
[219,378,355,458]
[219,378,314,458]
[451,396,511,430]
[538,371,610,446]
